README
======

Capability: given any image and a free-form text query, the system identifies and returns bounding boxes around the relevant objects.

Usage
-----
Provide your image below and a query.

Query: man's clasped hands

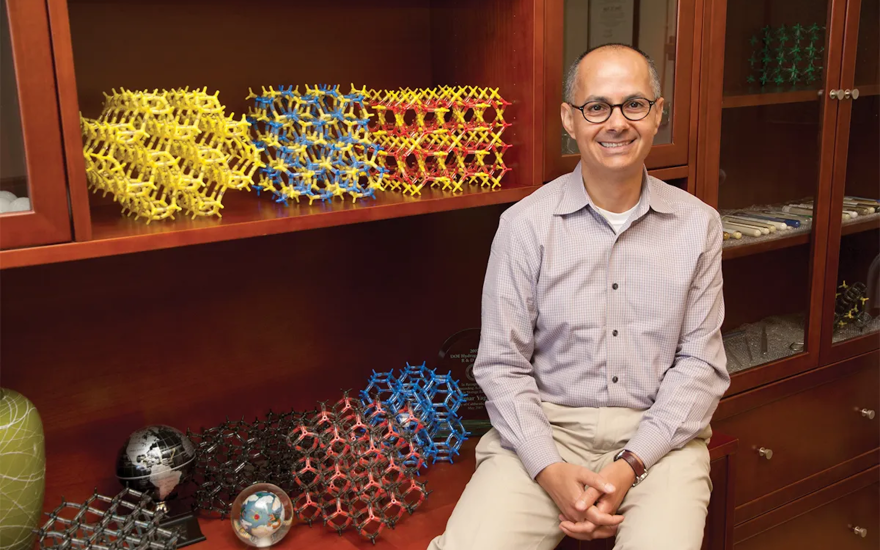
[535,459,637,541]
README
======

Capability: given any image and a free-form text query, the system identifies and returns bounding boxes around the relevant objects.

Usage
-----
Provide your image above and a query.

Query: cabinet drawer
[715,364,879,508]
[735,472,878,550]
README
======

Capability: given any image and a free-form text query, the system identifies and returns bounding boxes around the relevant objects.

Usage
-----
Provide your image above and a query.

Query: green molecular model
[747,22,825,89]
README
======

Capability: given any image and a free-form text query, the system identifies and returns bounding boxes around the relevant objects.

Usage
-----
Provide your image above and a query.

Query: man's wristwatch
[614,449,648,486]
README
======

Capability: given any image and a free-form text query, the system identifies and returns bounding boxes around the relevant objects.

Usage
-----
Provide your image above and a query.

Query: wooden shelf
[722,89,822,109]
[841,212,880,236]
[722,230,811,261]
[185,433,738,549]
[722,85,880,109]
[0,184,542,269]
[174,439,478,550]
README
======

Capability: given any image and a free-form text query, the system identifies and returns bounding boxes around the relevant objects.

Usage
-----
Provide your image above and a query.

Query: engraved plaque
[437,328,492,436]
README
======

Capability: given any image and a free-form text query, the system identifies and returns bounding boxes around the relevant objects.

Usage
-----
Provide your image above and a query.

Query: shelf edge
[0,186,542,269]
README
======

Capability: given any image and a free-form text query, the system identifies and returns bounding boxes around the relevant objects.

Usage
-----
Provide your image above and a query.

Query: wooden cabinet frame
[695,0,852,395]
[0,0,71,250]
[819,0,880,364]
[543,0,699,182]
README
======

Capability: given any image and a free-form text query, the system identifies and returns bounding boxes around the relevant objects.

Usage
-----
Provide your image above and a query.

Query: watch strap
[615,450,647,485]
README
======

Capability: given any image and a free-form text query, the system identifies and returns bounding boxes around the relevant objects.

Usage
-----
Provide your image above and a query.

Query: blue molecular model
[246,84,387,205]
[361,362,470,466]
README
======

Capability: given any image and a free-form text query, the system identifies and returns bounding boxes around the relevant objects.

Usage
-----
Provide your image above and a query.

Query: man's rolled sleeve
[473,216,564,479]
[627,212,730,469]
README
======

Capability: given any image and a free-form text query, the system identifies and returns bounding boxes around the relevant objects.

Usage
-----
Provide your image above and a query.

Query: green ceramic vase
[0,388,45,550]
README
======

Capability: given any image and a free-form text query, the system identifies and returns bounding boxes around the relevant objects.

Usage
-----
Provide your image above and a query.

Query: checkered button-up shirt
[474,164,730,479]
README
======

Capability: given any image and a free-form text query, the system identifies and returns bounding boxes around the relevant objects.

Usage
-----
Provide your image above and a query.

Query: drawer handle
[860,408,875,420]
[852,526,868,538]
[757,447,773,460]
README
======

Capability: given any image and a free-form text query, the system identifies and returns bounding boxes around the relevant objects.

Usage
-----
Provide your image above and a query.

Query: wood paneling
[0,205,506,514]
[431,0,542,188]
[717,102,822,210]
[66,0,434,120]
[722,245,811,331]
[852,0,879,89]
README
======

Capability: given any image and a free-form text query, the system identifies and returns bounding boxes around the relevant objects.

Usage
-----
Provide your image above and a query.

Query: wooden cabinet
[3,0,548,268]
[0,0,72,250]
[698,0,879,392]
[697,0,879,543]
[735,468,879,549]
[714,353,878,520]
[0,0,711,269]
[0,1,876,548]
[819,0,880,365]
[542,0,699,183]
[698,0,843,395]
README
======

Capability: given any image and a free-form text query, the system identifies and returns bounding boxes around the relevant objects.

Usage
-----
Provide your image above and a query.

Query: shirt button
[612,283,619,290]
[612,329,619,337]
[612,376,619,383]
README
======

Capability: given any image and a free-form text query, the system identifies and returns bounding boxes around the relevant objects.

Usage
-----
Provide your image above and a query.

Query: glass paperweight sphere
[115,425,196,504]
[231,483,295,547]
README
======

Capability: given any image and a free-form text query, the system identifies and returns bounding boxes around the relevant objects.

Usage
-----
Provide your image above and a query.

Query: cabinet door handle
[757,447,773,460]
[829,89,844,100]
[852,526,867,538]
[847,88,860,100]
[860,408,875,420]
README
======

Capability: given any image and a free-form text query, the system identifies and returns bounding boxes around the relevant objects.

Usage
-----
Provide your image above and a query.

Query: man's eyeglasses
[568,98,657,123]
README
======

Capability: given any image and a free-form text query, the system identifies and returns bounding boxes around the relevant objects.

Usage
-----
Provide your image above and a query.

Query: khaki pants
[428,403,712,550]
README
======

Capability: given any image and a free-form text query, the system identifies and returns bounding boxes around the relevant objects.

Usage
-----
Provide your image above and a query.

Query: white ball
[9,197,31,212]
[0,190,16,202]
[0,197,11,214]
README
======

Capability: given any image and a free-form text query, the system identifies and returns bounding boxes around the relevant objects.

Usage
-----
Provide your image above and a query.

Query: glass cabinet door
[704,0,841,382]
[0,1,27,214]
[543,0,696,181]
[821,0,880,362]
[0,0,70,250]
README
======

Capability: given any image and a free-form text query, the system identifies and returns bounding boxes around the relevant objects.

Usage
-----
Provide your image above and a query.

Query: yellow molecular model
[81,88,263,222]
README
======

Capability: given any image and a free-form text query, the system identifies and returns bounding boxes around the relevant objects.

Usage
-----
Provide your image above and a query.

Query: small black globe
[115,425,196,502]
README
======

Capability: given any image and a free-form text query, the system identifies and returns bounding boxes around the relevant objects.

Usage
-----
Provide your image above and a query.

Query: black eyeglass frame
[568,98,658,123]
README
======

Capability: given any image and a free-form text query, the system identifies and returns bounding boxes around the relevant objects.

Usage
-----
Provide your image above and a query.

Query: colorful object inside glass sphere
[231,483,294,547]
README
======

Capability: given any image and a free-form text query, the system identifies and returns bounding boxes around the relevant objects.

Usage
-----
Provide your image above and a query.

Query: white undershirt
[593,200,640,234]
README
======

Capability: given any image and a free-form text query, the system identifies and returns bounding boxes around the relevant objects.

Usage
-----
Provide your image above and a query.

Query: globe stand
[155,499,206,547]
[115,424,203,546]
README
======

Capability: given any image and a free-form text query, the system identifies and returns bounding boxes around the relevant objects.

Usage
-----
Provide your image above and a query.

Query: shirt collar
[553,163,674,216]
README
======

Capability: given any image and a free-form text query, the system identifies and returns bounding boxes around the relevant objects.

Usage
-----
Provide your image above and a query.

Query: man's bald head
[564,44,661,104]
